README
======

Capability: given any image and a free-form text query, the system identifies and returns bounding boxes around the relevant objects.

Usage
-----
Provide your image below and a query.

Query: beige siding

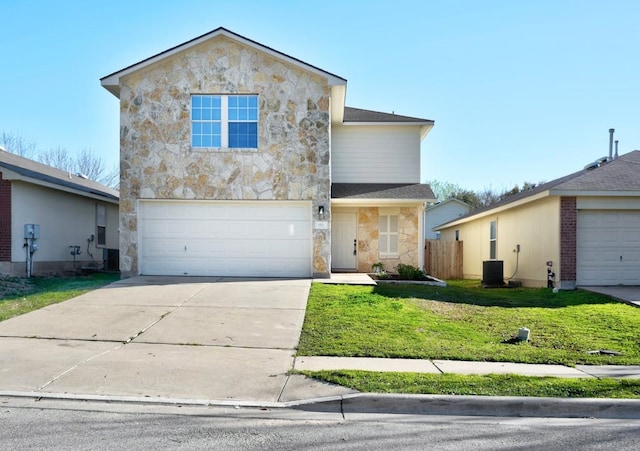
[332,125,421,183]
[11,182,118,264]
[440,197,561,287]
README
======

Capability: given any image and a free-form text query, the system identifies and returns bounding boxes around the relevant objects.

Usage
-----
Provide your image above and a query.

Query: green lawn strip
[301,370,640,398]
[0,273,120,322]
[297,281,640,365]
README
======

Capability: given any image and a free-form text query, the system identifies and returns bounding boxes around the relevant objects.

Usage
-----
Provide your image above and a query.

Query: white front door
[332,212,357,270]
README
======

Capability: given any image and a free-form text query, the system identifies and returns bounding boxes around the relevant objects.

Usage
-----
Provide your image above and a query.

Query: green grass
[302,370,640,398]
[0,273,120,322]
[297,280,640,365]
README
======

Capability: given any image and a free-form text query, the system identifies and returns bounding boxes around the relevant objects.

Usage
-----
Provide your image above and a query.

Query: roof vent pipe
[615,140,619,159]
[608,128,615,161]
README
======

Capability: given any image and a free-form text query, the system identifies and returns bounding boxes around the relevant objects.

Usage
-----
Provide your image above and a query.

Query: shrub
[396,263,426,280]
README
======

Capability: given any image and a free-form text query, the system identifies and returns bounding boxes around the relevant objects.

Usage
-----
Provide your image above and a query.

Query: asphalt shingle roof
[0,150,119,202]
[554,150,640,191]
[438,150,640,225]
[332,183,435,200]
[343,107,433,124]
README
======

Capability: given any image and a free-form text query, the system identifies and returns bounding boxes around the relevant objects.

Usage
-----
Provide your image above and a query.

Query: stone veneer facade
[118,36,332,277]
[349,206,421,273]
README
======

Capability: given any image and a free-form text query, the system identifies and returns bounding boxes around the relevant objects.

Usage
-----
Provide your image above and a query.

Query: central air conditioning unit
[482,260,504,287]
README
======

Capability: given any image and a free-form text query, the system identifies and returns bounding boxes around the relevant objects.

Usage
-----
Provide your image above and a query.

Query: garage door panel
[577,211,640,286]
[139,201,312,277]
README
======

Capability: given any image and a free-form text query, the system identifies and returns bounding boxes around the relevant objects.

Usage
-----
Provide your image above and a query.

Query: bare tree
[38,146,75,171]
[75,148,119,187]
[1,130,119,189]
[0,130,37,157]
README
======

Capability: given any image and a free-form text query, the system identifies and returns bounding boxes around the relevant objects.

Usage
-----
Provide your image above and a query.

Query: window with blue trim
[191,94,258,149]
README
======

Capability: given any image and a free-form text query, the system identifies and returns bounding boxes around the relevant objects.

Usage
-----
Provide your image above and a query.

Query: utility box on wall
[24,224,40,239]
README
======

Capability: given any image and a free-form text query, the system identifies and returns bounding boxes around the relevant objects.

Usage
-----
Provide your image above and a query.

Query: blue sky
[1,1,639,191]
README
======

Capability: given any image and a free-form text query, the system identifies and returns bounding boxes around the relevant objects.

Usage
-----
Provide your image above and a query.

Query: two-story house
[101,27,434,278]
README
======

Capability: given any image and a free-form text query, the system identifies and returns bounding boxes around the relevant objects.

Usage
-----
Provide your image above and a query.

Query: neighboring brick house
[436,150,640,288]
[101,27,435,278]
[0,150,119,276]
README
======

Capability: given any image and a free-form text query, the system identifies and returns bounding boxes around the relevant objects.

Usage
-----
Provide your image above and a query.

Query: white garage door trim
[139,200,312,277]
[577,210,640,286]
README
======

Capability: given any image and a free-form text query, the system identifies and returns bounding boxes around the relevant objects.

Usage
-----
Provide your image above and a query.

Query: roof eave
[331,198,435,206]
[420,122,435,141]
[435,191,551,230]
[342,120,434,127]
[550,189,640,197]
[331,85,346,124]
[0,165,119,204]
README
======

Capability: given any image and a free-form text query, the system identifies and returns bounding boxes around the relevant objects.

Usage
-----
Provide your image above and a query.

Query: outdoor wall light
[318,205,325,219]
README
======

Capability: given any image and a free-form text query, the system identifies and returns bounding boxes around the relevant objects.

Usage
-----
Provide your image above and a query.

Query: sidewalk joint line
[38,343,125,391]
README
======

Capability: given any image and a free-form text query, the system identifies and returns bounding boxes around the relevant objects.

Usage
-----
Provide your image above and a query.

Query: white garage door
[577,211,640,285]
[139,201,312,277]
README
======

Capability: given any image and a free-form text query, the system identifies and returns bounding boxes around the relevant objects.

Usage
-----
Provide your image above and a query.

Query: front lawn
[297,280,640,366]
[0,273,120,322]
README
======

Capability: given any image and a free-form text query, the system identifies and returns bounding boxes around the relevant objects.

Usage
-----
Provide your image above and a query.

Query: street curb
[3,390,640,419]
[326,393,640,419]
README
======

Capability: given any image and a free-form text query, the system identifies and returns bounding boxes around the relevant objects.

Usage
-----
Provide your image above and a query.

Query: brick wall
[0,172,11,261]
[559,196,576,283]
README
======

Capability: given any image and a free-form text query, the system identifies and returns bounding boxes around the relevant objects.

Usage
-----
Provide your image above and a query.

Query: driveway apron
[0,277,311,402]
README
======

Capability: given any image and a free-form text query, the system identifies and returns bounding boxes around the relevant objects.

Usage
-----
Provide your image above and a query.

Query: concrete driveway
[0,276,352,404]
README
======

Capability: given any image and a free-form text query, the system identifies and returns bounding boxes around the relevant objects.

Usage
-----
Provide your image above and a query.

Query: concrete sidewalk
[294,356,640,379]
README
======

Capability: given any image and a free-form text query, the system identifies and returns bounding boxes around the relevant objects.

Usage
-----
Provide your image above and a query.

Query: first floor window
[379,214,399,257]
[489,220,497,259]
[96,204,107,247]
[191,94,258,149]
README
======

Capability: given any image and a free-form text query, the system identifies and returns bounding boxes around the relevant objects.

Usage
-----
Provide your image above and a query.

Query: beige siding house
[101,28,435,278]
[436,151,640,288]
[0,150,119,276]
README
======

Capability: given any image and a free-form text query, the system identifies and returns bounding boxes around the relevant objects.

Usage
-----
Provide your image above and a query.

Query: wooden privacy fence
[424,240,463,280]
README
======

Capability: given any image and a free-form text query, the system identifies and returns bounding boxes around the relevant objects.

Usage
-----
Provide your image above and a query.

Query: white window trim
[489,220,497,260]
[96,204,107,248]
[379,214,399,258]
[191,94,258,151]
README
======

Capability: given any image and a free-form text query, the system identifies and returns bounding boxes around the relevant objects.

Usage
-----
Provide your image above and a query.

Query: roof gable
[427,198,472,212]
[0,150,118,203]
[100,27,347,98]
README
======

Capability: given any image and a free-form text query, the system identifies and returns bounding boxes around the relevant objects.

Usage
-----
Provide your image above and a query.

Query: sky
[1,0,639,192]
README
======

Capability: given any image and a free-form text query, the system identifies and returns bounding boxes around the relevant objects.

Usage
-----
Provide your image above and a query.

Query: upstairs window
[191,94,258,149]
[379,214,399,257]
